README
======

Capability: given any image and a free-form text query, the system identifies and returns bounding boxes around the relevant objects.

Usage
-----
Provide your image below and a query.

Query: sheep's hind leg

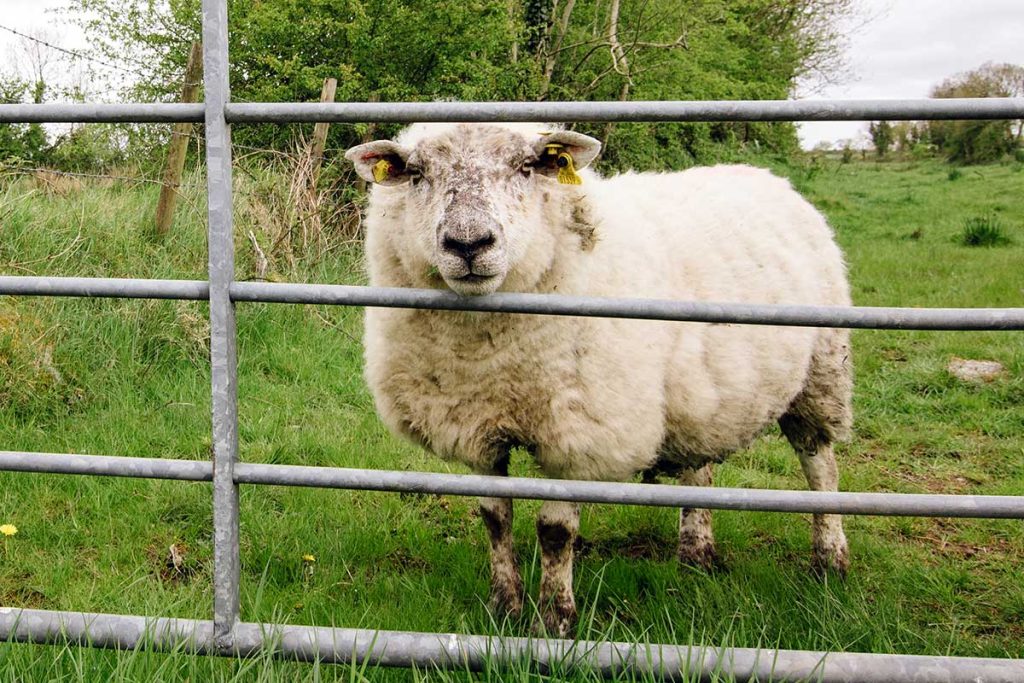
[677,463,718,570]
[478,457,523,619]
[535,500,579,637]
[779,414,849,575]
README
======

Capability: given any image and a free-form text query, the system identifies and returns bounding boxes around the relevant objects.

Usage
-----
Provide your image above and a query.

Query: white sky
[3,1,1022,149]
[798,0,1024,148]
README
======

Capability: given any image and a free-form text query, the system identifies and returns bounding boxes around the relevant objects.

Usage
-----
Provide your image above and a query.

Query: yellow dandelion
[302,554,315,563]
[0,524,16,537]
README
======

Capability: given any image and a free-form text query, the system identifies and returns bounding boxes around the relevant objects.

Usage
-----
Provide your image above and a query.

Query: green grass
[1,157,1023,679]
[957,215,1013,247]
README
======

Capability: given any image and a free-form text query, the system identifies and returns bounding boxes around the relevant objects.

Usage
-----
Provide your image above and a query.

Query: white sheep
[346,122,853,636]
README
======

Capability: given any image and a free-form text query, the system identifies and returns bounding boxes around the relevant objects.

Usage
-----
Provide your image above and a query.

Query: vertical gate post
[202,0,241,646]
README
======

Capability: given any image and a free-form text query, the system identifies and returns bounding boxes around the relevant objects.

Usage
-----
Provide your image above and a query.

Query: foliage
[0,76,47,163]
[957,215,1012,248]
[61,0,857,170]
[868,120,893,158]
[928,62,1023,164]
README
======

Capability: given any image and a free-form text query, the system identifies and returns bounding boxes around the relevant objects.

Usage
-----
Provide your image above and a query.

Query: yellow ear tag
[371,158,393,183]
[542,143,583,185]
[556,152,582,185]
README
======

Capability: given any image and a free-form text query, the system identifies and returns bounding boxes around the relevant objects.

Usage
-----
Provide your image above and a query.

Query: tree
[868,120,893,159]
[928,62,1022,164]
[0,75,47,162]
[62,0,861,171]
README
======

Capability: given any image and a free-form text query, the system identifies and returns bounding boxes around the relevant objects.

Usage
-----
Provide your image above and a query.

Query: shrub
[957,215,1012,247]
[947,168,963,181]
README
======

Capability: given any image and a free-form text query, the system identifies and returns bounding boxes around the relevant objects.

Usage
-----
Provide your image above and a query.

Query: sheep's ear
[533,131,601,182]
[345,140,413,186]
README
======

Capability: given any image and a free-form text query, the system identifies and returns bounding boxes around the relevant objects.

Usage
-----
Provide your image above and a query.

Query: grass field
[1,155,1022,681]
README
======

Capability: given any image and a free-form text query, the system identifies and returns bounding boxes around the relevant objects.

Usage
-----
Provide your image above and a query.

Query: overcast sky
[798,0,1024,148]
[2,1,1022,149]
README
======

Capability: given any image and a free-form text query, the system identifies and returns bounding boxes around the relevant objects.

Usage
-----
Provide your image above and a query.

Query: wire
[0,22,143,77]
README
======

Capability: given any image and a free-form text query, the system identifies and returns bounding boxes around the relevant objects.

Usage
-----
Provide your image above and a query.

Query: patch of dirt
[382,548,431,573]
[148,542,203,583]
[888,464,983,494]
[910,519,1015,560]
[0,586,49,609]
[574,530,674,561]
[880,347,909,362]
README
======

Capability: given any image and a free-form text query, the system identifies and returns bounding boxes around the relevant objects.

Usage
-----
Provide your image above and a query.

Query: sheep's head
[346,124,601,296]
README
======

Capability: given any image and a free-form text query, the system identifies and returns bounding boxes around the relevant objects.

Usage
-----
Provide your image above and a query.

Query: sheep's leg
[677,463,718,570]
[780,415,849,575]
[536,500,579,637]
[480,495,523,618]
[478,455,523,618]
[798,441,849,575]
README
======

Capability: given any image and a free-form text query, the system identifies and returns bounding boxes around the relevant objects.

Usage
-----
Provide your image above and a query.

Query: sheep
[345,122,853,637]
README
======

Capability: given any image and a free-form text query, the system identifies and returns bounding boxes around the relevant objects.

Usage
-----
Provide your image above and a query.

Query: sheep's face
[347,124,600,296]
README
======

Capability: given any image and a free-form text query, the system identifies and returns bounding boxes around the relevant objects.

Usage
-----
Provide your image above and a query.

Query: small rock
[947,357,1005,383]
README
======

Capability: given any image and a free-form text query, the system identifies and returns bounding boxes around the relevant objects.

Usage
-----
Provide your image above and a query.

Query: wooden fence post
[307,77,338,190]
[155,41,203,237]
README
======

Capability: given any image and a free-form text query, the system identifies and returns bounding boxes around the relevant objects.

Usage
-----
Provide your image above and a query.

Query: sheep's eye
[406,166,423,186]
[519,158,537,178]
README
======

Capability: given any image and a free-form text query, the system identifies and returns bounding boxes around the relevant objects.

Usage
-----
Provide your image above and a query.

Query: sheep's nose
[442,232,496,262]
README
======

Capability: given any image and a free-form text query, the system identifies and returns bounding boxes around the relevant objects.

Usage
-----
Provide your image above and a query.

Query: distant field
[1,157,1022,681]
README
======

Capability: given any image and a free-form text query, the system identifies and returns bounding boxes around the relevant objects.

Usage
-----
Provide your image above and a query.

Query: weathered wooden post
[307,77,337,190]
[155,41,203,237]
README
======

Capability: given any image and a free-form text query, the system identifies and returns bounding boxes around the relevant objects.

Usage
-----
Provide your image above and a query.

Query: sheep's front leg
[677,463,718,569]
[479,495,523,618]
[536,500,579,637]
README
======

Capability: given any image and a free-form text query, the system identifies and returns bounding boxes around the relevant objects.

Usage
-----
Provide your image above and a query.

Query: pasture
[1,156,1022,680]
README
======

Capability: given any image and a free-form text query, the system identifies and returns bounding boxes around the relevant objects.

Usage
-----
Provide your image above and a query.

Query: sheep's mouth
[443,270,504,296]
[455,273,496,284]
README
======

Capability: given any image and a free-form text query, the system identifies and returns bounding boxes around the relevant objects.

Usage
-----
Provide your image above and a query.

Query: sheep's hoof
[810,539,850,578]
[533,597,577,639]
[678,540,720,572]
[489,579,525,620]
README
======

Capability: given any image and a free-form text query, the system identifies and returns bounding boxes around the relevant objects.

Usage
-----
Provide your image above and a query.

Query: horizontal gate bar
[233,462,1024,519]
[2,98,1023,125]
[231,282,1024,330]
[5,277,1022,330]
[1,606,1021,682]
[4,451,1022,518]
[0,451,211,481]
[0,103,205,123]
[226,98,1024,123]
[0,276,208,300]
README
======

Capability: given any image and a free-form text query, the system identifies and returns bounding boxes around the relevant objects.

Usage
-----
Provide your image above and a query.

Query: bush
[957,215,1012,247]
[947,168,963,181]
[1015,148,1024,163]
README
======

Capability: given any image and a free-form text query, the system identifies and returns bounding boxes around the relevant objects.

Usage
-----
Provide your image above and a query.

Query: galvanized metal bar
[230,282,1024,331]
[0,276,208,300]
[226,97,1024,123]
[1,450,1020,519]
[3,277,1021,330]
[0,103,205,123]
[3,98,1022,126]
[0,451,212,481]
[234,463,1024,519]
[202,0,241,646]
[1,607,1022,682]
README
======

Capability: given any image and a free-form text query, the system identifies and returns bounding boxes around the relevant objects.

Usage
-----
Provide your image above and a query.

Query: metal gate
[2,1,1024,680]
